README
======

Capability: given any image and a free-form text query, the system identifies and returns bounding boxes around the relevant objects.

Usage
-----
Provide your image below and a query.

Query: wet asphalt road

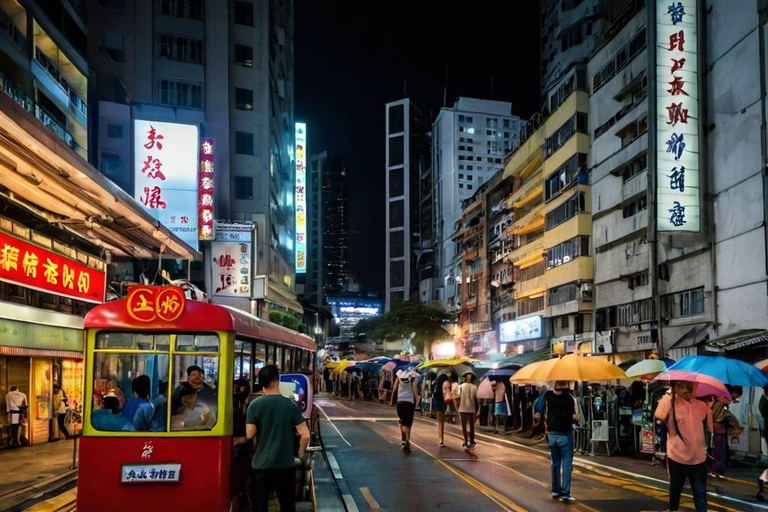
[316,395,759,512]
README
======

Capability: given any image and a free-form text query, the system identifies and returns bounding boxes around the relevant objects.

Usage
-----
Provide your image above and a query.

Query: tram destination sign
[121,463,181,484]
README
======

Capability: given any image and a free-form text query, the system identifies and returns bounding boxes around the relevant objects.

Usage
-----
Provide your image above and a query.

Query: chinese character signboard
[126,286,186,323]
[121,463,181,484]
[655,0,700,232]
[211,222,253,297]
[134,120,200,249]
[500,316,542,343]
[295,122,307,274]
[0,231,105,303]
[198,138,215,241]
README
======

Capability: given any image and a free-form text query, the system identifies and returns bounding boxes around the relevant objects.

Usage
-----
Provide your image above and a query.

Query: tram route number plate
[121,463,182,484]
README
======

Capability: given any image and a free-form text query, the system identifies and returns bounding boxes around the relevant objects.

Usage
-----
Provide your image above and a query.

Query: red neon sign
[0,231,106,303]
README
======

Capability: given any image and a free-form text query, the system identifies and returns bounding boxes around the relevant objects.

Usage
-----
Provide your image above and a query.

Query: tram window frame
[90,332,221,434]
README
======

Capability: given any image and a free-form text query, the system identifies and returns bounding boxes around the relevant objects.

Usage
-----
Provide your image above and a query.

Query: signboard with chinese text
[0,231,105,303]
[134,120,199,249]
[121,463,181,484]
[126,286,186,323]
[295,122,307,273]
[655,0,700,232]
[198,138,215,241]
[500,316,542,343]
[211,223,253,297]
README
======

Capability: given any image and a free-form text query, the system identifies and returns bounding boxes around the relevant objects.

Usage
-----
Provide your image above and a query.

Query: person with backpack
[655,380,713,512]
[534,381,580,503]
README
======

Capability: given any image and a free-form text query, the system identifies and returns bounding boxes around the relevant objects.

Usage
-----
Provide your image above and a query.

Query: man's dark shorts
[397,402,415,427]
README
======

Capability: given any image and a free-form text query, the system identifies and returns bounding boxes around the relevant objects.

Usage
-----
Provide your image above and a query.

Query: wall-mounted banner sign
[295,122,307,273]
[655,0,700,232]
[198,138,215,241]
[134,120,200,249]
[0,231,105,303]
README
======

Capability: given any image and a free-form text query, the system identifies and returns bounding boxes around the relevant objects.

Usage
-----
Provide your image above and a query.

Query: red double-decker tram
[77,286,318,511]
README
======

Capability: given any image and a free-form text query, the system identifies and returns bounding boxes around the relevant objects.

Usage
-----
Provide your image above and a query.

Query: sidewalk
[0,439,78,511]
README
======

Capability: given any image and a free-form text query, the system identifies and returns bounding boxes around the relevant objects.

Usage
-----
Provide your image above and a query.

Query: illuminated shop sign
[500,316,542,343]
[295,122,307,273]
[0,231,106,303]
[655,0,700,232]
[210,222,253,298]
[134,120,200,249]
[198,138,215,241]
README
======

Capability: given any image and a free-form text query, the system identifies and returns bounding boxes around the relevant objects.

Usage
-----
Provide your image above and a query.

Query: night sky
[295,1,541,294]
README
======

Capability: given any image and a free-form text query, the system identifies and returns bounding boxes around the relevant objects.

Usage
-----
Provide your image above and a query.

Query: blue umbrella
[485,368,519,379]
[354,362,383,373]
[668,355,768,387]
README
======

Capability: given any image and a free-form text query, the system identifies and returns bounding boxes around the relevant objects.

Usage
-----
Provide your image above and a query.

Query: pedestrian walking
[5,385,27,446]
[534,381,580,503]
[654,380,713,512]
[391,369,417,452]
[493,380,510,434]
[433,373,448,446]
[457,372,478,450]
[444,374,458,424]
[245,364,310,512]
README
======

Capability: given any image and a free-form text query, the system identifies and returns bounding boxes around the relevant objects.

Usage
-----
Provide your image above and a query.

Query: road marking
[326,451,343,480]
[360,487,381,510]
[408,440,528,512]
[316,403,352,447]
[342,494,360,512]
[324,417,398,421]
[24,487,76,511]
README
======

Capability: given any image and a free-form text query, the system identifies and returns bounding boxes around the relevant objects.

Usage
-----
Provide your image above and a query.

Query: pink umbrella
[653,369,731,403]
[477,377,494,399]
[381,361,397,372]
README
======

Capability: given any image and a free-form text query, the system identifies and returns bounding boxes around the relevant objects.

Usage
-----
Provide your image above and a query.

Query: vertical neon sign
[295,123,307,273]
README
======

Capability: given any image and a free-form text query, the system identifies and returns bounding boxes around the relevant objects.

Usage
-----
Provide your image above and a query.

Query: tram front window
[171,335,220,431]
[91,333,171,432]
[91,332,219,433]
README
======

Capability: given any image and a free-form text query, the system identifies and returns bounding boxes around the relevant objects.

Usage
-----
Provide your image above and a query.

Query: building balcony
[509,237,544,267]
[594,209,648,249]
[511,176,543,207]
[515,275,545,299]
[623,168,647,201]
[508,207,544,236]
[0,7,26,55]
[0,69,85,159]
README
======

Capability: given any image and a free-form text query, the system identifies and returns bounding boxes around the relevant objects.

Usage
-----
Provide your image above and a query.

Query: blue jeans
[548,432,573,496]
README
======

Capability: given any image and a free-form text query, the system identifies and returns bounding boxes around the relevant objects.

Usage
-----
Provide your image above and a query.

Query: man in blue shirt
[122,375,150,423]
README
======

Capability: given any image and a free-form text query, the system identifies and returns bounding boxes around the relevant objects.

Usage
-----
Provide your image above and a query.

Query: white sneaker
[551,493,560,499]
[438,442,445,447]
[561,495,576,503]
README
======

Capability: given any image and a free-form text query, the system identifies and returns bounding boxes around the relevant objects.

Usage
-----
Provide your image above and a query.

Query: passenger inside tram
[92,388,135,432]
[170,364,218,430]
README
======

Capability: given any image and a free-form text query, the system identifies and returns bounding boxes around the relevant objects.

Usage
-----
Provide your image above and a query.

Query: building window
[546,236,590,269]
[160,0,203,20]
[235,87,253,110]
[388,135,404,166]
[545,191,586,230]
[107,124,123,139]
[545,113,588,158]
[158,79,203,109]
[545,153,587,202]
[158,34,204,64]
[234,1,254,26]
[622,195,648,218]
[389,104,404,134]
[668,288,705,317]
[235,131,254,155]
[235,44,253,66]
[235,176,253,200]
[593,28,647,92]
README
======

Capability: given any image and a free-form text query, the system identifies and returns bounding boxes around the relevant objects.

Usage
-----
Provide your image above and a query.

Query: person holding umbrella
[655,380,713,512]
[534,381,580,503]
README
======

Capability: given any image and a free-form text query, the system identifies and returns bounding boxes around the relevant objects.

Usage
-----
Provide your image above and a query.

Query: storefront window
[34,360,52,420]
[275,347,283,370]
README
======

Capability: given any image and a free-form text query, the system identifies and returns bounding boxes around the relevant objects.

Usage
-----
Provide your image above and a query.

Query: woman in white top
[457,372,478,450]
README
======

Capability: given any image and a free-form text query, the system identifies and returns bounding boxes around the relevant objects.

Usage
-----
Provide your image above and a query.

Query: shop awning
[0,100,201,261]
[267,282,304,315]
[667,324,711,351]
[705,329,768,352]
[495,347,550,367]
